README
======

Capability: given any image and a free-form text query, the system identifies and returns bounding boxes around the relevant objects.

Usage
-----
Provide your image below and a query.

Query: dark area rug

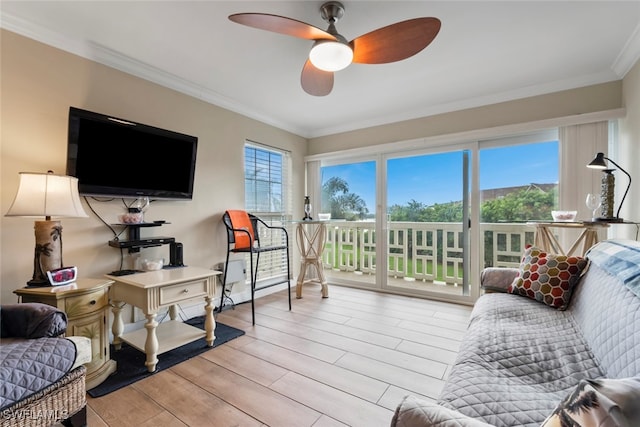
[87,316,244,397]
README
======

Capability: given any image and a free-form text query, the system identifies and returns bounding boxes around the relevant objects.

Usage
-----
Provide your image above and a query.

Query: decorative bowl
[318,213,331,220]
[119,212,144,224]
[141,259,164,271]
[552,210,577,222]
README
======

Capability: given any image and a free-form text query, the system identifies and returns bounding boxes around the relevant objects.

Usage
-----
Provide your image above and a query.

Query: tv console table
[106,266,220,372]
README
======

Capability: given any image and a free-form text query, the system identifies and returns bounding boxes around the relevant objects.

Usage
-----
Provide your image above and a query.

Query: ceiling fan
[229,1,441,96]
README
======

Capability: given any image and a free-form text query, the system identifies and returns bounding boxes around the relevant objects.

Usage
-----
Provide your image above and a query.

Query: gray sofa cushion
[480,268,518,293]
[569,261,640,379]
[392,396,494,427]
[0,336,77,410]
[0,303,67,339]
[437,293,603,427]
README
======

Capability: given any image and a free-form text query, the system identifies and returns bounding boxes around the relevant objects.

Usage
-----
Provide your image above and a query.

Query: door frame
[312,142,481,305]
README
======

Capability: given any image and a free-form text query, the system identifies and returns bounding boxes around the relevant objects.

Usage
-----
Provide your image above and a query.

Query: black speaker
[170,242,183,267]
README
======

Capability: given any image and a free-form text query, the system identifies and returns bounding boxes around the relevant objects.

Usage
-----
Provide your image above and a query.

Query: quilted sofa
[391,239,640,427]
[0,303,91,427]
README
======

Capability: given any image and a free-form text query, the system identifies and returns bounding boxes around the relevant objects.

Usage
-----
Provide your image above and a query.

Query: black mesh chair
[221,210,291,324]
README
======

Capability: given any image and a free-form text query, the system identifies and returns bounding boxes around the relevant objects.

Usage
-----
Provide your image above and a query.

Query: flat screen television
[66,107,198,200]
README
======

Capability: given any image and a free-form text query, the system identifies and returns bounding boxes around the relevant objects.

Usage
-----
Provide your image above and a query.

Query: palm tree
[335,193,369,220]
[33,243,53,281]
[322,177,369,220]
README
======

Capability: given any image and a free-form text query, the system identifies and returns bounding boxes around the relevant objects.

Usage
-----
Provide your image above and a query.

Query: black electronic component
[109,269,143,276]
[169,242,184,267]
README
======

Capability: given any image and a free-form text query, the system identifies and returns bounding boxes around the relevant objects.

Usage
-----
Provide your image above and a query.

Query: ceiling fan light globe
[309,40,353,72]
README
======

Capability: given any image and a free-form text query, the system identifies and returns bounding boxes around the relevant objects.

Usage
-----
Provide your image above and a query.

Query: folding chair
[221,210,291,324]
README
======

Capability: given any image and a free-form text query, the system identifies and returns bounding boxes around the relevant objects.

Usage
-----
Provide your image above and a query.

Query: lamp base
[31,220,63,284]
[26,278,51,288]
[594,217,624,223]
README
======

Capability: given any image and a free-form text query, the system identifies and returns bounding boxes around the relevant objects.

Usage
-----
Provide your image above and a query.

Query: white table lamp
[5,171,88,286]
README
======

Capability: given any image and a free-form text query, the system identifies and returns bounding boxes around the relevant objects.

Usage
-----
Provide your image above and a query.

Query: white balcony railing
[247,217,536,292]
[321,221,536,286]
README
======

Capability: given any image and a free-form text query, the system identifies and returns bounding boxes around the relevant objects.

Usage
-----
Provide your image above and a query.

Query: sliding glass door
[478,135,559,269]
[383,149,470,296]
[318,148,470,297]
[320,160,377,288]
[311,129,560,302]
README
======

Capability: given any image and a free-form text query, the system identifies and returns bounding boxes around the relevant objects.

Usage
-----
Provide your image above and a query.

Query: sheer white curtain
[559,121,609,242]
[305,160,321,218]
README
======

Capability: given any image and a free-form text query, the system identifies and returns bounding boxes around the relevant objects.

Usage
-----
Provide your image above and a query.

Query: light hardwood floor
[87,284,473,427]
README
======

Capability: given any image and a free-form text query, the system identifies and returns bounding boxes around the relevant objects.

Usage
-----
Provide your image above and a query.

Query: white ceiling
[2,1,640,138]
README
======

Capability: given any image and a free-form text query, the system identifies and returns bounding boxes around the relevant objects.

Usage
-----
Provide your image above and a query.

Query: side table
[528,221,610,256]
[106,266,220,372]
[14,278,116,389]
[292,220,329,299]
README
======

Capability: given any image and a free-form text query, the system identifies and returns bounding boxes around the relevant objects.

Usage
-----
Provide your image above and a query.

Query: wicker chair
[1,366,87,427]
[0,303,89,427]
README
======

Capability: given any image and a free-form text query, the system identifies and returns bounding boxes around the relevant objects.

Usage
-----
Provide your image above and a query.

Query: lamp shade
[587,152,608,169]
[5,172,88,218]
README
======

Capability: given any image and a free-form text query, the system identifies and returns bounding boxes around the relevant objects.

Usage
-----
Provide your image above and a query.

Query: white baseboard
[219,281,290,310]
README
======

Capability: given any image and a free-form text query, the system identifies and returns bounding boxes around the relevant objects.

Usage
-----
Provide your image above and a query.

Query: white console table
[106,266,220,372]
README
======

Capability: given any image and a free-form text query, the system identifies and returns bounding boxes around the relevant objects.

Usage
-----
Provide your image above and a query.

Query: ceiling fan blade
[229,13,337,41]
[350,17,441,64]
[301,60,334,96]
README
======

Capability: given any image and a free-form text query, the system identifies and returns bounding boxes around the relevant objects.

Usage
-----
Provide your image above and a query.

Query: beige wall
[617,58,640,238]
[0,30,307,303]
[307,82,623,154]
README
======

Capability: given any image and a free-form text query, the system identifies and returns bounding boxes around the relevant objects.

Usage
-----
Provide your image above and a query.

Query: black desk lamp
[587,152,631,222]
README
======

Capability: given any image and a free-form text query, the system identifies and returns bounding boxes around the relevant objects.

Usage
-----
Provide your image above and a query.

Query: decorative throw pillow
[540,377,640,427]
[508,245,588,309]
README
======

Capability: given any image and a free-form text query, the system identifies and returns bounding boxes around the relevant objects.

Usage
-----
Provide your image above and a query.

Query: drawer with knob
[13,278,116,389]
[159,279,208,305]
[64,289,108,317]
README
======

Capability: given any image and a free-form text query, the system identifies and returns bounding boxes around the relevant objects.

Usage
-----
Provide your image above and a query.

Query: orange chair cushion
[227,210,254,250]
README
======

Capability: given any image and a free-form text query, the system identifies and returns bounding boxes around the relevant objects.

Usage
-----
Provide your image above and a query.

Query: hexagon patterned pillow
[508,245,588,309]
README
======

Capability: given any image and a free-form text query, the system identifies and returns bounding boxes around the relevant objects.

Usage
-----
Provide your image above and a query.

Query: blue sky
[321,141,559,210]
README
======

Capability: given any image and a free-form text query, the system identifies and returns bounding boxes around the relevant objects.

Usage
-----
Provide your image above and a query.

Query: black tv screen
[66,107,198,200]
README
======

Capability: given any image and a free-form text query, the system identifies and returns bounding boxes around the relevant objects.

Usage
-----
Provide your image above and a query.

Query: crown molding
[612,21,640,77]
[0,12,309,138]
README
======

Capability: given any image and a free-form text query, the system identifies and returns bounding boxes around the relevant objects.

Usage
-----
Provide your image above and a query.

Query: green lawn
[324,243,462,282]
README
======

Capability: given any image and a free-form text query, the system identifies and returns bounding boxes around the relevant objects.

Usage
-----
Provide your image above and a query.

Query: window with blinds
[244,142,292,284]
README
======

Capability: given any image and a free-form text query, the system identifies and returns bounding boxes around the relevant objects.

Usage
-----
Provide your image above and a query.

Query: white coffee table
[106,266,221,372]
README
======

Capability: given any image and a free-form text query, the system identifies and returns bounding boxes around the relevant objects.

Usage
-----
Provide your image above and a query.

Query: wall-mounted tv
[66,107,198,200]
